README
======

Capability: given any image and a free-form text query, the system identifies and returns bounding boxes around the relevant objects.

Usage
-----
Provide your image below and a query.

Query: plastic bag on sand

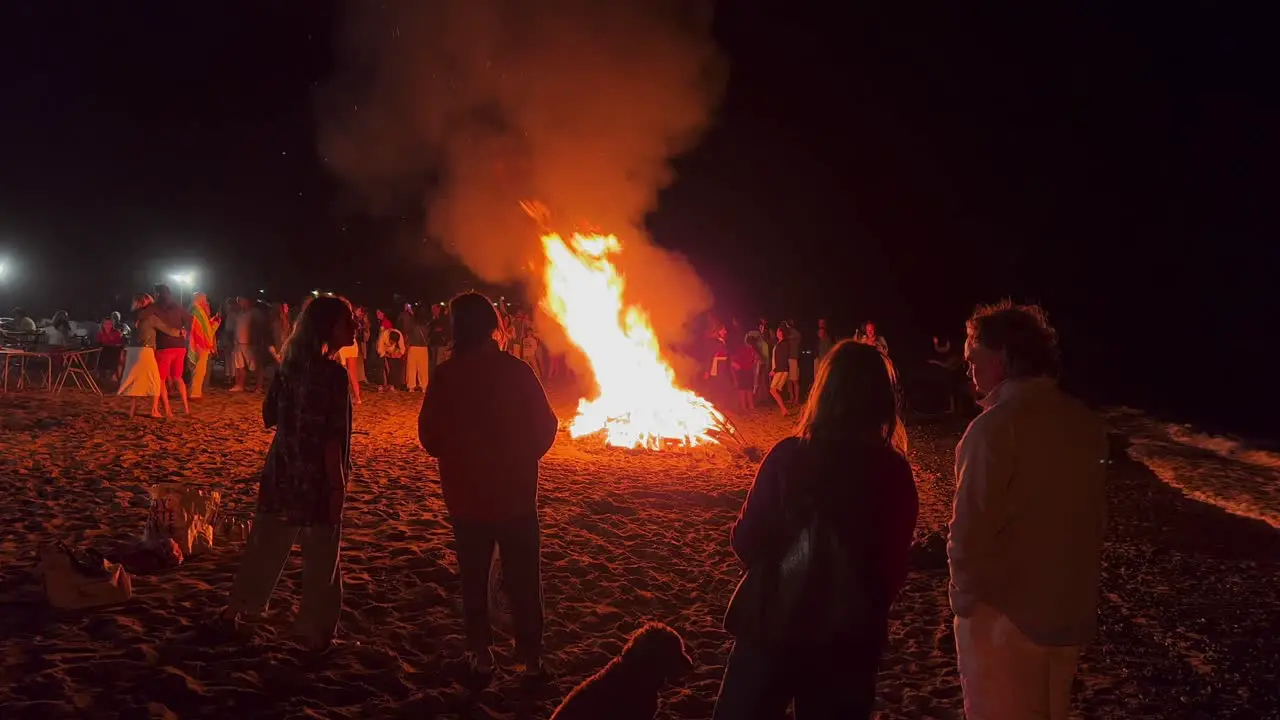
[489,546,512,628]
[144,483,221,556]
[40,544,133,609]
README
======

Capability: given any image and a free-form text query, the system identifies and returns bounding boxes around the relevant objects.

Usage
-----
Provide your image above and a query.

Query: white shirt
[947,377,1109,646]
[43,326,68,347]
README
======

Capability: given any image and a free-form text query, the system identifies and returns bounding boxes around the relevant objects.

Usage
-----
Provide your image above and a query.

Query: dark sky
[0,2,1275,431]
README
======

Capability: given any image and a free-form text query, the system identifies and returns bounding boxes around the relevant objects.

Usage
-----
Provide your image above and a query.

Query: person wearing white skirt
[119,293,185,418]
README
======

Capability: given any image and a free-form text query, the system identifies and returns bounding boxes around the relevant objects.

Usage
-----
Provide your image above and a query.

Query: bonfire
[523,201,728,450]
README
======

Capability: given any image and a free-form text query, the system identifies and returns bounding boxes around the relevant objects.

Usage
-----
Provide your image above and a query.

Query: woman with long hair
[219,295,356,652]
[118,293,185,418]
[713,340,918,719]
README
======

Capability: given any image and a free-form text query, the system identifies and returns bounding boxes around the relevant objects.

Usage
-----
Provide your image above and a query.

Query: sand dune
[1,388,1278,718]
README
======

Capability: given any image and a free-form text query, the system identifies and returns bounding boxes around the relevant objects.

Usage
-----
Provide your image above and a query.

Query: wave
[1104,407,1280,530]
[1107,407,1280,470]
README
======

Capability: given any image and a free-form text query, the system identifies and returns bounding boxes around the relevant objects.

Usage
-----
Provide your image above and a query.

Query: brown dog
[550,622,695,720]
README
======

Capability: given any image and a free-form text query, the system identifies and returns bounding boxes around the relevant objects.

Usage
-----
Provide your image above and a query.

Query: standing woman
[219,295,356,651]
[713,340,918,719]
[188,292,221,399]
[118,293,185,418]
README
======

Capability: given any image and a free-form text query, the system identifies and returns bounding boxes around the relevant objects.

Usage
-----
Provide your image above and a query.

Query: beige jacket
[947,377,1109,646]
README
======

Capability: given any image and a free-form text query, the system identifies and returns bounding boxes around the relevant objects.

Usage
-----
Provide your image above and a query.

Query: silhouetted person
[148,284,193,414]
[426,303,449,376]
[715,340,918,719]
[220,296,356,652]
[418,291,558,678]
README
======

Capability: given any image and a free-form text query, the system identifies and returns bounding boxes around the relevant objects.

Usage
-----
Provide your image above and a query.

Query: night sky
[1,2,1275,432]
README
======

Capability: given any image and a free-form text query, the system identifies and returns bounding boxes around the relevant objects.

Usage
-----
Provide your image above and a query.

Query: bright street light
[167,270,196,305]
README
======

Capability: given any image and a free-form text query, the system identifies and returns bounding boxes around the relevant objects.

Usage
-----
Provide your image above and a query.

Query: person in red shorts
[145,284,194,415]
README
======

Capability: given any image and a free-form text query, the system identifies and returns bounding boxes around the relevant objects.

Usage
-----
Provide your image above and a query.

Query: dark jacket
[145,300,191,352]
[418,340,558,521]
[398,310,427,347]
[726,437,918,645]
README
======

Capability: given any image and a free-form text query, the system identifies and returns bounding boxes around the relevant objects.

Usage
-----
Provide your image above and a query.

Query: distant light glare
[169,271,195,286]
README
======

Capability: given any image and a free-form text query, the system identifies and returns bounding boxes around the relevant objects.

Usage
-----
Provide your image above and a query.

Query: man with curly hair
[948,300,1109,719]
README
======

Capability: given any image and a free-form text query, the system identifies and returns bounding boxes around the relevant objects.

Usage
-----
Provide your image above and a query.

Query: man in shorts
[768,325,790,416]
[150,284,192,414]
[230,297,262,392]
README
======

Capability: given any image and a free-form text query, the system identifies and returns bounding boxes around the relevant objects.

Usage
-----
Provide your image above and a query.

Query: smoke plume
[318,0,726,345]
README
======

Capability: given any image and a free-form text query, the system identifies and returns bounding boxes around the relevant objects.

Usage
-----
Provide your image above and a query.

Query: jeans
[450,512,544,658]
[383,357,405,388]
[428,345,444,377]
[713,639,877,720]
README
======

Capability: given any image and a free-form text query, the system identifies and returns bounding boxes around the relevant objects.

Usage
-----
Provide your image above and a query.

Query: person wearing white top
[949,301,1108,720]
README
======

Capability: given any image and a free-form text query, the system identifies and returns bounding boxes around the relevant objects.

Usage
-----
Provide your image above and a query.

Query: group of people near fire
[192,287,1102,720]
[5,282,1101,717]
[694,315,893,417]
[34,286,562,418]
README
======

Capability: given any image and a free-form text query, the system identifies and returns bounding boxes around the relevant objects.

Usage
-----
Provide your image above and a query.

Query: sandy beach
[1,386,1278,719]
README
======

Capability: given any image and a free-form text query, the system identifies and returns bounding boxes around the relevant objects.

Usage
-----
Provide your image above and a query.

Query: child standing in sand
[118,293,185,418]
[219,295,356,652]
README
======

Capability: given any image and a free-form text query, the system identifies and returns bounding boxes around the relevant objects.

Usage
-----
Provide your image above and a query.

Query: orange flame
[539,229,726,450]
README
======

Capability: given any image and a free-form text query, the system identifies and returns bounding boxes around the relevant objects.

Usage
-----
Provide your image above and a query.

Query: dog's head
[619,622,694,685]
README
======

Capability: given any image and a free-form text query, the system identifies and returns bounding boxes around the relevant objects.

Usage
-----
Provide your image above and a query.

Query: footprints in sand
[11,391,1279,717]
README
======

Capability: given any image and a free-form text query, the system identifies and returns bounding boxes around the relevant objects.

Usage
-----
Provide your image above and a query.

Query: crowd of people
[2,289,571,418]
[203,290,1105,719]
[693,315,922,418]
[5,286,1104,718]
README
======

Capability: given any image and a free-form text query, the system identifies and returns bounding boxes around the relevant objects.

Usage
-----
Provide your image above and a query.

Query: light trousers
[955,603,1081,719]
[228,511,343,640]
[190,350,210,398]
[405,346,430,390]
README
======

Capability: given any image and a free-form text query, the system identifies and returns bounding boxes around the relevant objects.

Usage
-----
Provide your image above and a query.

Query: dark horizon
[1,2,1275,434]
